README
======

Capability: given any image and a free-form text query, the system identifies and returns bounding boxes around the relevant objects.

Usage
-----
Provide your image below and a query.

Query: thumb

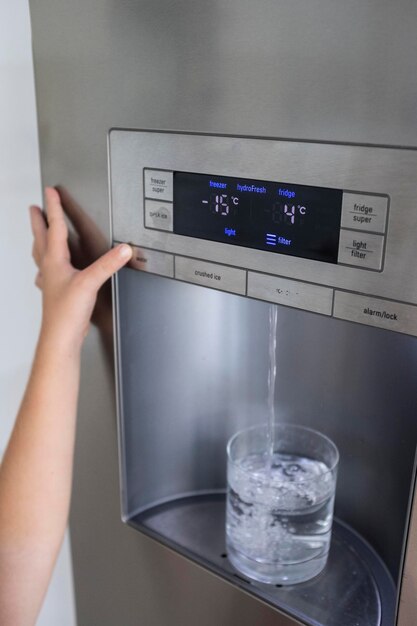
[81,244,132,291]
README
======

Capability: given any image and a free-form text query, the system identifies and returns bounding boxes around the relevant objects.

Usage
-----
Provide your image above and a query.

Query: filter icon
[266,233,277,246]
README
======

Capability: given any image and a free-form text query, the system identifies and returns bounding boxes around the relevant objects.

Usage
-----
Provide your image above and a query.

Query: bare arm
[0,188,132,626]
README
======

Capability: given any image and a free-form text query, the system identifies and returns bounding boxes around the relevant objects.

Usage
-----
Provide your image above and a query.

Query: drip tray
[129,493,395,626]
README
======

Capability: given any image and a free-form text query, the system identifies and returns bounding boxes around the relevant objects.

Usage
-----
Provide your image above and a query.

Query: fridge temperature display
[173,171,343,263]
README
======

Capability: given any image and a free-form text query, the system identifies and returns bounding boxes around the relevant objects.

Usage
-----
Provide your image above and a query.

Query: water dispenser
[110,129,417,626]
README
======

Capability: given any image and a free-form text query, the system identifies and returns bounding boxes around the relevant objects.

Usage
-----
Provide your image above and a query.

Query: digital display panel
[173,172,343,264]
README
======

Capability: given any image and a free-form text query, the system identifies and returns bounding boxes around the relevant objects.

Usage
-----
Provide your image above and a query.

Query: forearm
[0,328,81,625]
[0,189,132,626]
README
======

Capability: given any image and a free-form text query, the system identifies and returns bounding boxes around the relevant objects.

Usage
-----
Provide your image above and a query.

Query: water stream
[266,304,278,468]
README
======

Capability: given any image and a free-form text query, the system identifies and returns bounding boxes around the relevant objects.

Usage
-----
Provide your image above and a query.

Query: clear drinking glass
[226,423,339,585]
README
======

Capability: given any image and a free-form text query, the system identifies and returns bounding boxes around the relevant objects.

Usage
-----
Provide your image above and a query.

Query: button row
[174,257,334,315]
[126,246,417,336]
[128,247,332,314]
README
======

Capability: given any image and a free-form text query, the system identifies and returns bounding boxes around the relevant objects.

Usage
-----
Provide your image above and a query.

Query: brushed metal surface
[29,0,417,149]
[398,477,417,626]
[29,0,417,624]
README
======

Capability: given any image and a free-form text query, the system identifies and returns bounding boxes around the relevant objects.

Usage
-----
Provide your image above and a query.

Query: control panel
[143,169,388,271]
[109,130,417,337]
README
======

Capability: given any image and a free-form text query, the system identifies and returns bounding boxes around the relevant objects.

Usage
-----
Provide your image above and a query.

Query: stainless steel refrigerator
[29,1,417,625]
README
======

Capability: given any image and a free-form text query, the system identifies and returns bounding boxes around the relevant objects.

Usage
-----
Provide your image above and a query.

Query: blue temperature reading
[267,202,307,226]
[210,193,239,216]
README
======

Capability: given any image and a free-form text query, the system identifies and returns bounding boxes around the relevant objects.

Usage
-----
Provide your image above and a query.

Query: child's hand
[30,187,132,351]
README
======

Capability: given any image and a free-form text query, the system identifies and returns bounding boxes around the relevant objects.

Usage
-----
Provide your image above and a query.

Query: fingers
[79,244,132,292]
[29,205,47,266]
[44,187,70,260]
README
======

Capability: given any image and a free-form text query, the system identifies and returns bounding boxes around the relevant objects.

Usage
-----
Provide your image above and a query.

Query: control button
[128,246,174,278]
[341,193,388,234]
[175,257,246,295]
[144,199,173,231]
[248,272,333,315]
[338,229,384,270]
[144,169,173,201]
[334,292,417,337]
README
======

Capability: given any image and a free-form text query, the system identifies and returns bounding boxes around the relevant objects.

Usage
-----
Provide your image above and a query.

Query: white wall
[0,1,76,624]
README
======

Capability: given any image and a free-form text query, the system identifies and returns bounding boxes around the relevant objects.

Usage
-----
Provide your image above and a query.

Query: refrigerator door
[29,1,417,624]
